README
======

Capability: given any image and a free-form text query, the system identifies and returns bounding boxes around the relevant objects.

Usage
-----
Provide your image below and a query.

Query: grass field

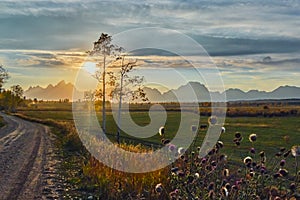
[18,102,300,164]
[19,103,300,151]
[16,101,300,199]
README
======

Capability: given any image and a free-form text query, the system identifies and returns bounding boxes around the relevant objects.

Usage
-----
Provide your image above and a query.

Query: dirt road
[0,113,63,200]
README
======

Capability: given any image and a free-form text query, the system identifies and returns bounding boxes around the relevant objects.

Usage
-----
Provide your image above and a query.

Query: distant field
[18,101,300,164]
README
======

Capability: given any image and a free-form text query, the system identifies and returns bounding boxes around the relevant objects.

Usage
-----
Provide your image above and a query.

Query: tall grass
[0,115,5,127]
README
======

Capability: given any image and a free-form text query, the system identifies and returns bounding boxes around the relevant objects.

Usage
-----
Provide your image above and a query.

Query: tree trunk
[102,56,106,134]
[116,59,124,144]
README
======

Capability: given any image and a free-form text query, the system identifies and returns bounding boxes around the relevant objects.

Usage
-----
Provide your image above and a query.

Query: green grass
[19,107,300,159]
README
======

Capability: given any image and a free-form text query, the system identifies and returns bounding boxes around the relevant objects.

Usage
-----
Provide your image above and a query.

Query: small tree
[113,55,148,143]
[10,85,23,112]
[89,33,122,134]
[11,85,23,97]
[0,64,9,93]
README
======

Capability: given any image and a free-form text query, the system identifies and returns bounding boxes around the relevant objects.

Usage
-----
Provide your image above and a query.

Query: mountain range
[24,80,83,101]
[24,80,300,102]
[144,82,300,102]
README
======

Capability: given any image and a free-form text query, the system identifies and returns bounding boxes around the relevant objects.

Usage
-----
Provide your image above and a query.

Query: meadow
[16,100,300,199]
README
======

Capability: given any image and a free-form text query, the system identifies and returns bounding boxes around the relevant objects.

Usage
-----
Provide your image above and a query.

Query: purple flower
[279,159,286,167]
[168,144,176,152]
[250,148,256,154]
[155,183,163,193]
[249,133,257,142]
[191,125,198,132]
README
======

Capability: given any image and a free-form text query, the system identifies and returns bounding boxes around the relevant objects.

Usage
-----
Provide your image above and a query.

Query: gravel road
[0,113,63,200]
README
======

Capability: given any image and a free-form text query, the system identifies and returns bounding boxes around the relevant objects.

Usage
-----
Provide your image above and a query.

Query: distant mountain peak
[24,80,82,101]
[57,80,66,86]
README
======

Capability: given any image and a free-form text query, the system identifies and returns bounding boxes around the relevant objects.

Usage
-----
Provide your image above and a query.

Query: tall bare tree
[89,33,122,134]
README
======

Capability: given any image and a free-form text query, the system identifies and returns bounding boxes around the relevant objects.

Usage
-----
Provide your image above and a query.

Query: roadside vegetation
[0,115,4,127]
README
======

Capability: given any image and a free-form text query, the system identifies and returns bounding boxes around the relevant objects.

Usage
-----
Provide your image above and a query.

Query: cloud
[0,0,300,52]
[0,49,86,69]
[0,1,300,91]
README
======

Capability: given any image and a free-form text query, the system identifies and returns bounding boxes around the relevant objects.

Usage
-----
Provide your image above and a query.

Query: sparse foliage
[0,64,9,92]
[89,33,122,134]
[11,84,23,97]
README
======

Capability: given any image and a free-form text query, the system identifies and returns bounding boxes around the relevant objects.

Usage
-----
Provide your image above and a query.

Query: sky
[0,0,300,92]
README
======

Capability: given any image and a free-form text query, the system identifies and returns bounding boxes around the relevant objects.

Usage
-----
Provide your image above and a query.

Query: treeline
[0,64,24,112]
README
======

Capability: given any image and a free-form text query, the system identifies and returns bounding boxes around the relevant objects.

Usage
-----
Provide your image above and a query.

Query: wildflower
[249,171,255,177]
[221,187,229,197]
[225,183,231,190]
[208,148,216,156]
[208,190,215,199]
[171,167,179,173]
[201,158,207,164]
[243,156,252,164]
[162,139,170,145]
[273,173,281,179]
[206,165,213,171]
[221,126,226,134]
[279,159,286,167]
[155,183,163,193]
[223,169,230,177]
[191,125,198,132]
[208,116,217,125]
[249,133,257,142]
[178,147,185,155]
[290,183,296,191]
[275,152,282,157]
[168,144,176,152]
[194,173,200,179]
[280,147,286,152]
[260,166,266,174]
[177,170,185,177]
[278,169,288,177]
[283,150,291,157]
[216,141,224,149]
[211,160,217,167]
[291,145,300,157]
[261,156,267,164]
[250,148,256,154]
[270,186,279,197]
[219,154,227,161]
[259,151,265,157]
[208,182,215,190]
[169,191,176,198]
[235,132,241,138]
[158,126,165,136]
[187,175,194,183]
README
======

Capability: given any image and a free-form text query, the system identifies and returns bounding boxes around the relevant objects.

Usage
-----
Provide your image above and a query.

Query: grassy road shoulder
[0,115,5,127]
